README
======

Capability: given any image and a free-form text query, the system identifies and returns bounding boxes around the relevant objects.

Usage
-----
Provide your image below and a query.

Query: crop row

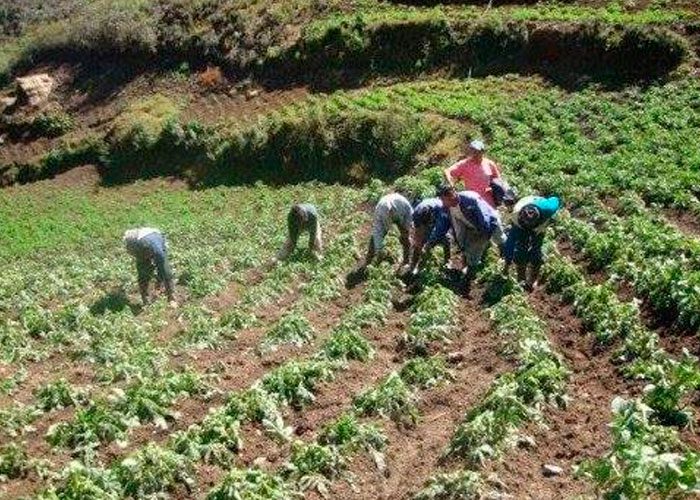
[542,252,700,496]
[0,209,368,494]
[18,259,397,498]
[203,259,461,498]
[411,262,567,498]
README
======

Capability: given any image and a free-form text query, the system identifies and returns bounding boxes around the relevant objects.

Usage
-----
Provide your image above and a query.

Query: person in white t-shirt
[360,192,414,271]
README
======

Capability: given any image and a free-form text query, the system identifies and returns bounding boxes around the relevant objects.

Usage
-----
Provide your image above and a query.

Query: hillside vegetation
[1,0,700,499]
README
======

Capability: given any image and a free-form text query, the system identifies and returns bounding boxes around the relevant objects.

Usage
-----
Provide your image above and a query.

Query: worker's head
[414,210,434,228]
[518,204,542,230]
[436,184,458,208]
[468,139,486,160]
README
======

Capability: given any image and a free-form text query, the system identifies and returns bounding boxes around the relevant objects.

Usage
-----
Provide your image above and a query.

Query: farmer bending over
[123,227,177,307]
[361,192,413,271]
[277,203,323,261]
[435,185,505,282]
[444,139,506,208]
[504,195,561,291]
[407,195,451,275]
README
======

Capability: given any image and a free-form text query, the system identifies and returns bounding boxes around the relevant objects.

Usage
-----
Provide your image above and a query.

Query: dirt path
[481,289,640,499]
[305,287,510,500]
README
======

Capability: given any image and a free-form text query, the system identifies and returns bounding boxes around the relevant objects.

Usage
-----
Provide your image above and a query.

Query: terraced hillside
[1,0,700,498]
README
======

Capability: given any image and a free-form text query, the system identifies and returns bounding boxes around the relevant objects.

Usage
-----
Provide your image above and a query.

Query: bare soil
[481,289,640,500]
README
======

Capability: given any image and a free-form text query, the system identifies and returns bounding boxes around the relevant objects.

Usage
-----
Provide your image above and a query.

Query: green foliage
[58,0,157,58]
[319,413,385,449]
[413,470,484,500]
[322,325,374,362]
[171,410,242,466]
[114,443,194,497]
[107,94,182,172]
[35,378,86,411]
[448,294,568,464]
[207,468,297,500]
[354,372,419,426]
[404,285,457,355]
[260,360,337,410]
[46,401,136,453]
[400,356,453,389]
[31,109,75,138]
[578,398,700,499]
[0,443,30,481]
[37,462,121,500]
[627,350,700,427]
[261,312,315,352]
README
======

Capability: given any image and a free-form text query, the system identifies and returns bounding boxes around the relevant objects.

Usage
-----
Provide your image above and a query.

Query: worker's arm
[443,161,462,187]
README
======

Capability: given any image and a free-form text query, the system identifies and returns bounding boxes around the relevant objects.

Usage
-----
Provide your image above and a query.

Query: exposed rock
[447,351,465,364]
[16,73,55,107]
[542,464,564,477]
[245,88,260,100]
[1,96,17,110]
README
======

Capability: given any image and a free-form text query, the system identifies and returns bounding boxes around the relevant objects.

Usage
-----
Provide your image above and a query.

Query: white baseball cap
[469,139,486,152]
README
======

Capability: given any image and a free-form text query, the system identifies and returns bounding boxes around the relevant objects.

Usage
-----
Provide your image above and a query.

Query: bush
[106,94,182,173]
[32,109,75,138]
[212,105,434,185]
[65,0,157,58]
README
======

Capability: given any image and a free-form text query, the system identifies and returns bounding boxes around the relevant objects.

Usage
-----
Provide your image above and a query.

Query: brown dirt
[480,289,641,500]
[302,287,509,500]
[96,280,367,468]
[1,64,309,171]
[663,208,700,239]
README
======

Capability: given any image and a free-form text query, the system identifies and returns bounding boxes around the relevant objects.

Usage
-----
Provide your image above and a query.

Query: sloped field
[2,0,700,499]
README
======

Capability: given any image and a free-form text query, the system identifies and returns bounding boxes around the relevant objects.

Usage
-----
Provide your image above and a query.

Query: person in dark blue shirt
[434,184,505,281]
[407,196,451,275]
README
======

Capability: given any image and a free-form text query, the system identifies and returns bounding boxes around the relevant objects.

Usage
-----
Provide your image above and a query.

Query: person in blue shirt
[276,204,323,262]
[407,196,451,275]
[434,185,505,281]
[504,195,561,291]
[123,228,177,307]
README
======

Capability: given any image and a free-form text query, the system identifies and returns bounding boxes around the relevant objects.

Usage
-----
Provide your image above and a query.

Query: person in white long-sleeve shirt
[360,192,414,271]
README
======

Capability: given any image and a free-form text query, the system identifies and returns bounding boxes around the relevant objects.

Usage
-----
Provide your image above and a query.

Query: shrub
[106,94,182,173]
[64,0,157,59]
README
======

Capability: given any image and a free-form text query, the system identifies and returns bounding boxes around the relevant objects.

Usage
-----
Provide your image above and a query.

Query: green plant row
[32,264,398,498]
[1,208,365,477]
[556,209,700,332]
[445,291,568,464]
[542,252,700,425]
[541,253,700,496]
[204,266,460,498]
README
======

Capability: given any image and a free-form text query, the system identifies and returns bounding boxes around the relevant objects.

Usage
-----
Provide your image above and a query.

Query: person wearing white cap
[443,139,506,208]
[123,227,177,307]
